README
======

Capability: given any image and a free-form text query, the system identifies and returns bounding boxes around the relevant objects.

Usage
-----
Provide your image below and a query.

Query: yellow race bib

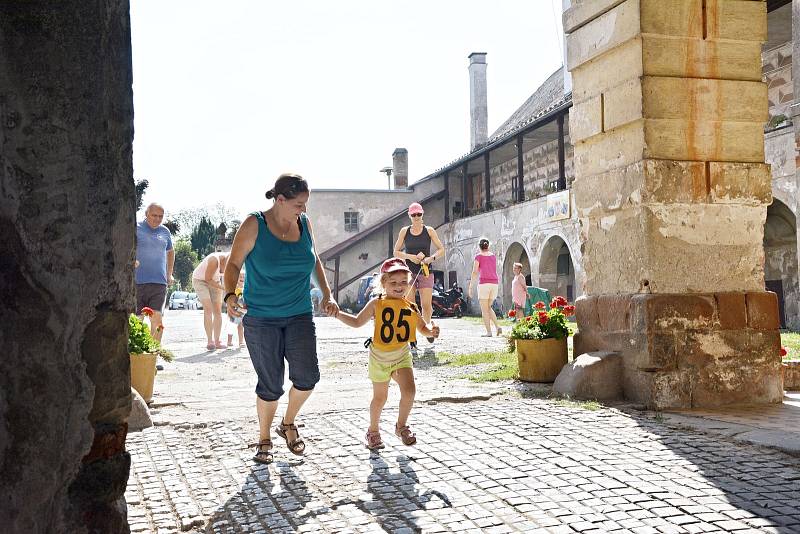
[372,298,418,351]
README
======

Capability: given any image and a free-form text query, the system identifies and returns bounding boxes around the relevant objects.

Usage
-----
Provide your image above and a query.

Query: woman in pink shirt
[511,262,527,321]
[467,238,502,337]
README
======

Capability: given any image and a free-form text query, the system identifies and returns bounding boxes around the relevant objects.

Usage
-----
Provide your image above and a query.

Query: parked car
[355,274,377,312]
[168,291,190,310]
[185,292,202,310]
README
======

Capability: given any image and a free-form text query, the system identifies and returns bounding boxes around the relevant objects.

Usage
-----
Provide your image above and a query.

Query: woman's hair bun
[265,189,275,199]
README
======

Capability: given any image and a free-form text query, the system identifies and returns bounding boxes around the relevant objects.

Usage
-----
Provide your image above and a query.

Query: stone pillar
[566,0,783,409]
[392,148,408,189]
[562,0,573,95]
[469,52,488,150]
[0,2,134,532]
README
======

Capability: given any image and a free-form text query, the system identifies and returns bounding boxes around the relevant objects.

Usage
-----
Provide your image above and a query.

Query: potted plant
[129,308,173,403]
[508,296,574,382]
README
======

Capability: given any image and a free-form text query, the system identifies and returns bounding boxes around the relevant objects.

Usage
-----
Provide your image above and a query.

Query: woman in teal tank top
[223,173,339,464]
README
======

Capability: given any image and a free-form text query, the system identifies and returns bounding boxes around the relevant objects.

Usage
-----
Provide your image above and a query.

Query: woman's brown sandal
[365,429,385,450]
[249,439,273,464]
[395,424,417,446]
[274,420,306,455]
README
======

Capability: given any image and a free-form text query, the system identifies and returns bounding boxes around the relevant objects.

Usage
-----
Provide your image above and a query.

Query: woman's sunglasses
[410,213,423,217]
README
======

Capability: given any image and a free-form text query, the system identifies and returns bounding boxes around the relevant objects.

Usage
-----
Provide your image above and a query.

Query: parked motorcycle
[430,283,466,318]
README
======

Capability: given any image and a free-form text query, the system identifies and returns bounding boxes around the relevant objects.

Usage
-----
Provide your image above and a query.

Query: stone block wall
[488,135,575,209]
[575,292,784,407]
[0,2,134,532]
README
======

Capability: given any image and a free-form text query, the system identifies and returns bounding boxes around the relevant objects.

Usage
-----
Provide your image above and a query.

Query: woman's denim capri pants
[242,313,320,401]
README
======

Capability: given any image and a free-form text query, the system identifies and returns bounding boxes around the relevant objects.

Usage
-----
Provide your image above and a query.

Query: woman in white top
[192,251,229,350]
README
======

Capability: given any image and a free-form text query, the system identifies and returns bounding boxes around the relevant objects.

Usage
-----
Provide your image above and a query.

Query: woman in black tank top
[393,203,445,343]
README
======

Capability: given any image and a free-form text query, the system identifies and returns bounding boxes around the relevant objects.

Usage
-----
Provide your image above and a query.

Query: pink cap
[407,202,424,215]
[380,257,411,274]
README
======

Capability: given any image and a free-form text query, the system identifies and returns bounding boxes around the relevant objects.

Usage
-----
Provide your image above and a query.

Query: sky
[131,1,566,222]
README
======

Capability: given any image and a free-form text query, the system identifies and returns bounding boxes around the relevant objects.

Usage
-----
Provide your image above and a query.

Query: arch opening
[502,242,531,310]
[764,199,798,329]
[538,236,575,302]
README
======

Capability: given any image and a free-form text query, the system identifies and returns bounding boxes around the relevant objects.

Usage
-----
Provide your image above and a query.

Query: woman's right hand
[226,296,247,318]
[408,255,421,265]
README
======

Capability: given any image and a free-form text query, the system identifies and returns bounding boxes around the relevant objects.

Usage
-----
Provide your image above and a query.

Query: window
[549,179,560,192]
[344,211,359,232]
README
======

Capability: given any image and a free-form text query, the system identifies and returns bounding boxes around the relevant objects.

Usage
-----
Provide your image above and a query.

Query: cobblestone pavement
[150,313,512,424]
[126,399,800,533]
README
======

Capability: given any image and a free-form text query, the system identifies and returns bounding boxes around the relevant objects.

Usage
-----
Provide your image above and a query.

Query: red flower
[508,309,516,318]
[141,307,154,317]
[534,301,546,310]
[525,315,533,322]
[550,301,558,309]
[537,311,549,324]
[563,305,575,317]
[555,296,568,307]
[780,346,788,357]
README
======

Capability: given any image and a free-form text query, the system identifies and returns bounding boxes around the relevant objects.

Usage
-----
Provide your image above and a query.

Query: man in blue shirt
[135,203,174,342]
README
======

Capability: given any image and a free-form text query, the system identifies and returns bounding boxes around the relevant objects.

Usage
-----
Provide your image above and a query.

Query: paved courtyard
[126,312,800,533]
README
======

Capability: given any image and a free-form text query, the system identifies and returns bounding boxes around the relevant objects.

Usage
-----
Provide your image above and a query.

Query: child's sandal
[248,439,273,464]
[274,420,305,455]
[395,424,417,446]
[365,430,385,450]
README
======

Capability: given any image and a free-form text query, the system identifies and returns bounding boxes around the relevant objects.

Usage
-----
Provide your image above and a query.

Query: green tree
[163,219,180,235]
[227,219,241,239]
[135,178,149,211]
[190,216,216,258]
[173,239,199,290]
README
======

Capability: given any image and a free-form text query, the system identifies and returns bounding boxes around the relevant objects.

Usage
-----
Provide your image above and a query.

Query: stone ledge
[577,291,781,334]
[784,361,800,391]
[575,291,783,409]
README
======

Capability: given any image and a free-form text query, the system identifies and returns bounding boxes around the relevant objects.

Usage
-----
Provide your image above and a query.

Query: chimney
[392,148,408,189]
[468,52,488,151]
[562,0,572,95]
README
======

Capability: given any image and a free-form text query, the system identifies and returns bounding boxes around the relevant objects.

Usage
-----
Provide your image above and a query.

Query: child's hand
[429,322,440,339]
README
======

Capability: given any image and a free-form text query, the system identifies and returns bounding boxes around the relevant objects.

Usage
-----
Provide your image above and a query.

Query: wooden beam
[443,171,450,223]
[462,163,468,218]
[516,133,524,202]
[333,256,340,301]
[484,152,491,211]
[557,113,566,191]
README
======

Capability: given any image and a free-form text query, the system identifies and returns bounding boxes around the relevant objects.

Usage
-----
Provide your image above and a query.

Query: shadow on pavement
[411,348,445,370]
[625,407,800,533]
[176,348,245,364]
[345,453,452,532]
[205,462,316,532]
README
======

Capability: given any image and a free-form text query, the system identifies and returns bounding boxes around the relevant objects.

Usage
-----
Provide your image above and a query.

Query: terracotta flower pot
[130,352,157,403]
[516,337,568,382]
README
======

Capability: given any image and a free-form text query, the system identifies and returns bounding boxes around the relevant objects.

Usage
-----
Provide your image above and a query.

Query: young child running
[335,257,440,449]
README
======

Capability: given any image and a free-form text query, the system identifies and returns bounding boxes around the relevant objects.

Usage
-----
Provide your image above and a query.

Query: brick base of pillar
[574,292,784,409]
